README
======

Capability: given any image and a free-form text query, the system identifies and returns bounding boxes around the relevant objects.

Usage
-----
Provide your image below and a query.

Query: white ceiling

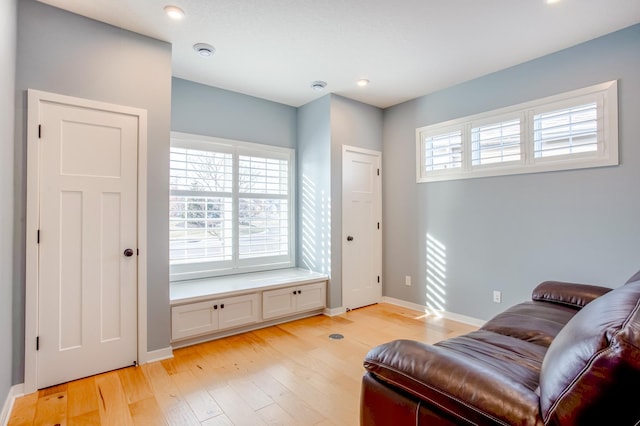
[37,0,640,108]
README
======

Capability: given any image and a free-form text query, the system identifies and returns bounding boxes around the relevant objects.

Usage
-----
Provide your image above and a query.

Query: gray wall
[14,0,172,385]
[172,77,297,149]
[382,24,640,321]
[297,94,383,308]
[329,95,383,307]
[1,0,17,402]
[297,95,333,300]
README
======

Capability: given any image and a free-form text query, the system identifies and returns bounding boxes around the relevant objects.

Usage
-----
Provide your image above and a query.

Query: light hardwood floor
[8,303,477,426]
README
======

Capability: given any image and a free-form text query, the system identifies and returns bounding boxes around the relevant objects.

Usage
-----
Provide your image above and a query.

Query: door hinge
[36,336,39,351]
[38,125,41,139]
[377,276,380,283]
[37,229,40,244]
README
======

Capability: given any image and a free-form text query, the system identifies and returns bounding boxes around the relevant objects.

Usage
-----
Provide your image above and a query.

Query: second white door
[342,146,382,310]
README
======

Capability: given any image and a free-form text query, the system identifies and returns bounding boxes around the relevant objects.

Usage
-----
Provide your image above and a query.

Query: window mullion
[462,124,472,172]
[232,148,240,265]
[596,93,605,156]
[523,110,533,165]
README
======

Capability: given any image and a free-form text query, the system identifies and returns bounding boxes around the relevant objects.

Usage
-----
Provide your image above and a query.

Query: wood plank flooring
[8,303,477,426]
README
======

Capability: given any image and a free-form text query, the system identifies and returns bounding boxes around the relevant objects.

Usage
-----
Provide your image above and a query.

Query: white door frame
[341,144,382,310]
[24,89,148,394]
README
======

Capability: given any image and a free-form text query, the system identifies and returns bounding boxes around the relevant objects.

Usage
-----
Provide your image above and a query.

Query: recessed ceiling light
[357,79,370,87]
[310,81,327,91]
[546,0,561,4]
[193,43,216,57]
[164,5,185,20]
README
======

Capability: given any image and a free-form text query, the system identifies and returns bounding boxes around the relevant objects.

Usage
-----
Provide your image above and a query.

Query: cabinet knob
[221,304,225,309]
[213,305,218,310]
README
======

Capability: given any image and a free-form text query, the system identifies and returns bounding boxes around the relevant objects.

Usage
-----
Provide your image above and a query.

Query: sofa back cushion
[539,282,640,425]
[625,268,640,285]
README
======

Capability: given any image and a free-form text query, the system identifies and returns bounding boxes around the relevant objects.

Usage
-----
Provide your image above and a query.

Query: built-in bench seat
[169,268,328,347]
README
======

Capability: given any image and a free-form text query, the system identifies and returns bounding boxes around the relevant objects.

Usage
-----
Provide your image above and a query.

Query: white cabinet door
[262,287,297,320]
[263,281,326,320]
[172,293,259,340]
[296,282,326,312]
[218,293,259,330]
[172,300,219,340]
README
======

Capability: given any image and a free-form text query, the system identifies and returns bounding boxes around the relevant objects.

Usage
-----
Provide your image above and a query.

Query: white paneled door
[35,95,140,389]
[342,146,382,311]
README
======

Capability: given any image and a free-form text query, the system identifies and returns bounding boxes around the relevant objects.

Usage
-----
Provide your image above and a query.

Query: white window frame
[416,80,618,183]
[170,132,296,281]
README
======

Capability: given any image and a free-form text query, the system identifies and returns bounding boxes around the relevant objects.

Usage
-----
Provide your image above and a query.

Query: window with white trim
[170,132,295,281]
[416,80,618,182]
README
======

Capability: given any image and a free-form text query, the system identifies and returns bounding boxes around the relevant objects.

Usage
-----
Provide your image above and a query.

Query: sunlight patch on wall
[301,174,330,275]
[301,174,317,270]
[426,233,447,314]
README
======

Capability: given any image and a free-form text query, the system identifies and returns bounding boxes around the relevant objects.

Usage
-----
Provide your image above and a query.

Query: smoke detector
[193,43,216,57]
[310,80,327,91]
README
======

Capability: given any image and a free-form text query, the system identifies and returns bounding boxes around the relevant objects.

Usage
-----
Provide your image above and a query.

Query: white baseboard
[323,307,347,317]
[144,347,174,364]
[381,296,486,327]
[1,384,24,426]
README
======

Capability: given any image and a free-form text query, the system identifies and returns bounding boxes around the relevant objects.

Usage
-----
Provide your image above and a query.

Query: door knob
[123,248,134,257]
[347,236,354,241]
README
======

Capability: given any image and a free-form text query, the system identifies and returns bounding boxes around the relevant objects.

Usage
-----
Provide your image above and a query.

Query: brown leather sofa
[362,271,640,425]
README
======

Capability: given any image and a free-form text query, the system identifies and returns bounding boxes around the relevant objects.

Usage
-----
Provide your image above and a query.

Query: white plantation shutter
[424,130,462,171]
[170,148,233,264]
[471,118,521,166]
[170,134,295,281]
[534,102,599,158]
[238,155,290,260]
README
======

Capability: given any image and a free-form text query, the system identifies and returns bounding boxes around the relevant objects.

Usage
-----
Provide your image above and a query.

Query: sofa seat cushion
[481,301,578,347]
[364,331,547,425]
[539,281,640,425]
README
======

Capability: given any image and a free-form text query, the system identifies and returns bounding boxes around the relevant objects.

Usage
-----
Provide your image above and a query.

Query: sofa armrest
[531,281,612,309]
[363,339,542,424]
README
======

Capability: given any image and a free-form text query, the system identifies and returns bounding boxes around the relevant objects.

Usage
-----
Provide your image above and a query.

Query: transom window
[416,80,618,182]
[170,132,295,281]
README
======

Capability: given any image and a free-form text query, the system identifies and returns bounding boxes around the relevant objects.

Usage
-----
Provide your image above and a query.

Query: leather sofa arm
[531,281,612,309]
[363,338,542,424]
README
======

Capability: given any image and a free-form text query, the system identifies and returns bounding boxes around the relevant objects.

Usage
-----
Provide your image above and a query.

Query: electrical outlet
[493,290,502,303]
[405,275,412,286]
